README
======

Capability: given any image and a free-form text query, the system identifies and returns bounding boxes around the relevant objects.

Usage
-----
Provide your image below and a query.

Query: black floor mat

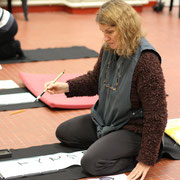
[0,46,98,64]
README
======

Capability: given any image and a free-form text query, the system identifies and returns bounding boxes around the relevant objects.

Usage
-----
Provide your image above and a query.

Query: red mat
[19,72,98,109]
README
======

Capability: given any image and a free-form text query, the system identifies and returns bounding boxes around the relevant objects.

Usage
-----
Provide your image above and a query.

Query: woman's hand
[45,82,69,94]
[127,162,151,180]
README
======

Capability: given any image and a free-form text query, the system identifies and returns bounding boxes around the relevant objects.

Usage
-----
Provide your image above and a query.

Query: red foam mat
[19,72,98,109]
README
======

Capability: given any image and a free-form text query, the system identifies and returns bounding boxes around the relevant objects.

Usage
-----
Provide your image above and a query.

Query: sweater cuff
[64,81,72,97]
[136,142,161,166]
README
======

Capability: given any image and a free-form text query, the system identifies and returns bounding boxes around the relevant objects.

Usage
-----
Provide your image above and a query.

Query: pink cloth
[19,72,98,109]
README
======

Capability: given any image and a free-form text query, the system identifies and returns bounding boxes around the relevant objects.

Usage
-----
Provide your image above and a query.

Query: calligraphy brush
[34,71,65,102]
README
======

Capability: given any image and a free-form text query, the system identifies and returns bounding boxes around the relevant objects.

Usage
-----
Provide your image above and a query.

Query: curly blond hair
[96,0,143,57]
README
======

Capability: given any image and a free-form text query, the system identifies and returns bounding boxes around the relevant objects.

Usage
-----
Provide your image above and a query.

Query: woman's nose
[104,34,110,42]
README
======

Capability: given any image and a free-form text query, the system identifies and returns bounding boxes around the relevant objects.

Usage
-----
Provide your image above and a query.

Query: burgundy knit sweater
[66,48,167,166]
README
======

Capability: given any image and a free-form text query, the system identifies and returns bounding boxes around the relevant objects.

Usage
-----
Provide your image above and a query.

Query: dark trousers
[56,114,142,176]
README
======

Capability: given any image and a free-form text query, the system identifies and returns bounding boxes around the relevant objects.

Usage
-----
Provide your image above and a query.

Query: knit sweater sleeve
[135,51,167,166]
[65,48,103,97]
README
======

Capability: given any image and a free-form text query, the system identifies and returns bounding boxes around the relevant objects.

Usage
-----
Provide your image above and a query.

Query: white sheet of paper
[87,174,127,180]
[0,65,2,69]
[0,151,85,179]
[0,161,23,179]
[0,80,19,89]
[0,92,36,105]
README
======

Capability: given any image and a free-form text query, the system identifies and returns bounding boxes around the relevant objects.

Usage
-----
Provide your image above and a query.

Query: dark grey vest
[91,38,161,138]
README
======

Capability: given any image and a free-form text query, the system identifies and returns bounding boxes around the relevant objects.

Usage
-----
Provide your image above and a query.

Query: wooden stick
[34,71,65,101]
[10,109,26,115]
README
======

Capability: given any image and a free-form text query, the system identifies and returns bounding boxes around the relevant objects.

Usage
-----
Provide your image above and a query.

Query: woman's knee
[55,121,69,142]
[81,152,98,175]
[55,117,90,147]
[81,153,135,176]
[56,114,97,147]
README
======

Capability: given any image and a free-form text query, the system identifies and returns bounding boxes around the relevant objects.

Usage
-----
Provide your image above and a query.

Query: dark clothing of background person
[0,7,24,60]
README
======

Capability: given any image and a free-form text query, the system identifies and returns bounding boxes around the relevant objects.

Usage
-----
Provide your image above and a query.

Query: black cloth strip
[0,46,98,64]
[0,87,30,94]
[0,87,46,111]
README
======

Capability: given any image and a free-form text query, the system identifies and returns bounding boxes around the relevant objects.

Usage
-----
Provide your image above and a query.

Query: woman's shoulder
[136,50,162,73]
[132,50,165,87]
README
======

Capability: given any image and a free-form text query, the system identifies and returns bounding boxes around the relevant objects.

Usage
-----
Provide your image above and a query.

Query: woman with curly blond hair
[45,0,167,179]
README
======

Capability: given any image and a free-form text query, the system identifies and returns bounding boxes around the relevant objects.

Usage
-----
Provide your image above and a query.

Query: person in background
[0,7,24,60]
[45,0,167,179]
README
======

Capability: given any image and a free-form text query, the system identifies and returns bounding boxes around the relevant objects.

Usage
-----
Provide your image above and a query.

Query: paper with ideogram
[88,174,127,180]
[0,92,36,105]
[0,150,85,179]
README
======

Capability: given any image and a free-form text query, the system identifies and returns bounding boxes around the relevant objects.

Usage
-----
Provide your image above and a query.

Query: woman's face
[99,24,119,50]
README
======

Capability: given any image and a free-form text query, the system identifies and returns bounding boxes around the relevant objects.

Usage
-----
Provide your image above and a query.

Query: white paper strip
[0,151,85,179]
[0,92,36,105]
[0,80,19,89]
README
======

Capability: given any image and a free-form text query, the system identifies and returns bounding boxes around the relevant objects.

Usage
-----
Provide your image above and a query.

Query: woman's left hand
[127,162,151,180]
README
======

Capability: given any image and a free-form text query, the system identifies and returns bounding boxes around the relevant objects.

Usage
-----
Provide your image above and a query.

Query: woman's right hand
[44,82,69,94]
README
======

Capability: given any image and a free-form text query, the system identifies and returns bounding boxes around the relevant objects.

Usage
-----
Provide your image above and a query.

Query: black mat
[0,46,98,64]
[162,134,180,160]
[0,138,179,180]
[0,88,46,111]
[0,143,88,180]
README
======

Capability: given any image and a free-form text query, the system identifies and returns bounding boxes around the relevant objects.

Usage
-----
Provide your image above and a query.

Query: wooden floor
[0,6,180,180]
